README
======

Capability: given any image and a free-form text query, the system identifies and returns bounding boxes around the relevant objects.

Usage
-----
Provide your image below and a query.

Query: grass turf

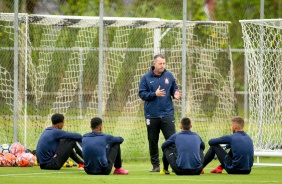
[0,160,282,184]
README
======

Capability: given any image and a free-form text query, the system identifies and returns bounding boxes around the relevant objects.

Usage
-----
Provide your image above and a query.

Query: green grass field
[1,160,282,184]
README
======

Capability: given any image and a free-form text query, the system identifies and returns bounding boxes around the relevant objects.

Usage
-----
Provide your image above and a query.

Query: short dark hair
[91,117,102,129]
[181,117,191,130]
[51,113,64,125]
[154,54,165,61]
[231,116,244,128]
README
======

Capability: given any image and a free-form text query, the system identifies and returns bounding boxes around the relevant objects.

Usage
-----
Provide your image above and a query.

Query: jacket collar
[150,66,166,77]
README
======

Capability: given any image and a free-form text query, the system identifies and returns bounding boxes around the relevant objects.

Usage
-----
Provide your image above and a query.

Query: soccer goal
[240,19,282,166]
[0,13,235,160]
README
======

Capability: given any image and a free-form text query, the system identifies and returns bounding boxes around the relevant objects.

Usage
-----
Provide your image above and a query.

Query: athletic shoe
[201,169,204,174]
[150,166,160,172]
[113,168,129,175]
[210,165,223,173]
[78,163,84,169]
[160,169,170,175]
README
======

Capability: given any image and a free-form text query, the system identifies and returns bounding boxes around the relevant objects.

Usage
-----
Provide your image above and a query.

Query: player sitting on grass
[203,116,254,174]
[82,117,129,175]
[161,117,205,175]
[36,113,84,170]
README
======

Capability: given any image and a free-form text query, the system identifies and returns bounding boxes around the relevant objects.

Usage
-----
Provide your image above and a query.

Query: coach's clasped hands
[155,86,181,99]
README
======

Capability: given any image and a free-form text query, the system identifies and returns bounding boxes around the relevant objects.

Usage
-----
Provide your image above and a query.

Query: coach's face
[153,57,165,75]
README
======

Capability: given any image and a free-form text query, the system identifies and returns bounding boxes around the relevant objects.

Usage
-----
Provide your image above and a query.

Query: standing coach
[138,54,181,172]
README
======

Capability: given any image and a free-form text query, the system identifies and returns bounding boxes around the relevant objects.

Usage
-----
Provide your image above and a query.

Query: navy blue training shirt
[208,131,254,170]
[82,132,124,174]
[162,130,205,169]
[138,66,179,118]
[36,127,82,165]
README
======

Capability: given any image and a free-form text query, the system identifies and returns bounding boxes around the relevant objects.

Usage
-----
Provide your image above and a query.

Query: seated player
[203,116,254,174]
[82,117,129,175]
[161,117,205,175]
[36,113,84,170]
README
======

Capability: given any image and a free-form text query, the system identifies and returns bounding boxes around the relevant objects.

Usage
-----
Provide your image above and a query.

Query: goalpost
[240,19,282,166]
[0,13,235,160]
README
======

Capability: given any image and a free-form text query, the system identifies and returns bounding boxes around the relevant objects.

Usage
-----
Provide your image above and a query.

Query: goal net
[240,19,282,152]
[0,13,236,160]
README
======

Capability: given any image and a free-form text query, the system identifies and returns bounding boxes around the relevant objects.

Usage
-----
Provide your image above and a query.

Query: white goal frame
[254,151,282,166]
[240,18,282,166]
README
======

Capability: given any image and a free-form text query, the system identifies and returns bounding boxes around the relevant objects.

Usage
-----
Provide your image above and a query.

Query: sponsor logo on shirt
[164,78,169,84]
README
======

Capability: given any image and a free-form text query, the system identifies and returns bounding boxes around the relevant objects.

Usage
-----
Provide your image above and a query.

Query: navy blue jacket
[208,131,254,170]
[139,66,179,118]
[162,130,205,169]
[82,132,124,174]
[36,127,82,165]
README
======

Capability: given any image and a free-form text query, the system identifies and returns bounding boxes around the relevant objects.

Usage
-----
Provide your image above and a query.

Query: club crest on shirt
[164,78,169,84]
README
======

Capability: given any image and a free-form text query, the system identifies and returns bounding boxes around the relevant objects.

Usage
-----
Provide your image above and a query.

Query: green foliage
[187,0,207,20]
[60,0,100,16]
[60,0,128,17]
[128,0,183,19]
